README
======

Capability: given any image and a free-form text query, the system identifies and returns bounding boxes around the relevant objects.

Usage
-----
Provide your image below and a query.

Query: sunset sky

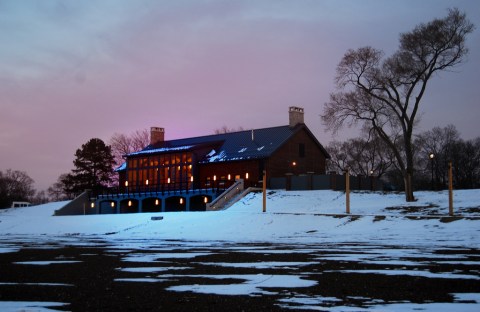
[1,0,479,191]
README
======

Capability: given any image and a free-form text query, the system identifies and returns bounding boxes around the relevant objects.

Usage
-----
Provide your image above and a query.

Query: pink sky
[1,0,479,191]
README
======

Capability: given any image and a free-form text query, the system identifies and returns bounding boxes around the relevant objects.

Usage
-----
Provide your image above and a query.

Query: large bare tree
[321,8,474,201]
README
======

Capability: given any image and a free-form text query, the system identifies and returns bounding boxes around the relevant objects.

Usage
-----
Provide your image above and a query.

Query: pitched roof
[125,124,329,164]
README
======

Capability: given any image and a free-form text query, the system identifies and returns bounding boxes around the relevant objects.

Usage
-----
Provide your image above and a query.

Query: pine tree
[66,138,115,195]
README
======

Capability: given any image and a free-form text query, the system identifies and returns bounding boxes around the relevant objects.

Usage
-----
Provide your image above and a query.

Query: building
[118,106,328,191]
[56,107,330,215]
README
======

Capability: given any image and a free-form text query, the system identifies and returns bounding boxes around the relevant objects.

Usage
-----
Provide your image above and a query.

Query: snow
[1,189,479,310]
[165,274,317,296]
[126,145,193,156]
[0,190,479,248]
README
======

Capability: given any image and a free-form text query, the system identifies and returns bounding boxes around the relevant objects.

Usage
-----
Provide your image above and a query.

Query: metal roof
[124,124,329,163]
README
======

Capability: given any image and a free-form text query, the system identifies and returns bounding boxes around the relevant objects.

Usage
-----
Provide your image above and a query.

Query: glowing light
[125,181,129,187]
[128,200,132,207]
[110,202,115,208]
[213,175,217,181]
[145,179,149,185]
[204,197,208,204]
[292,161,297,166]
[190,176,194,182]
[167,178,171,183]
[180,198,184,204]
[246,173,249,179]
[90,202,95,208]
[228,174,231,180]
[155,199,159,206]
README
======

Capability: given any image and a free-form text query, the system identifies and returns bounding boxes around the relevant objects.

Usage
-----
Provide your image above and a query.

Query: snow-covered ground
[0,189,479,247]
[1,189,479,311]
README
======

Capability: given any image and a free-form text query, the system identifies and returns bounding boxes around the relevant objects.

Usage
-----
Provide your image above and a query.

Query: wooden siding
[266,127,327,178]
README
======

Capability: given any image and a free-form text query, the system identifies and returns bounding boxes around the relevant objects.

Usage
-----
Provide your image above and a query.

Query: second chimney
[150,127,165,145]
[289,106,304,128]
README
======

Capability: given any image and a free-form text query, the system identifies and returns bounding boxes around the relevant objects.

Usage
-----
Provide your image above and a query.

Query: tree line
[326,125,480,191]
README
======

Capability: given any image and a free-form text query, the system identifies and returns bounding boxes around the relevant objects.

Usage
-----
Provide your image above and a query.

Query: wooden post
[262,170,267,213]
[345,169,350,214]
[448,161,454,216]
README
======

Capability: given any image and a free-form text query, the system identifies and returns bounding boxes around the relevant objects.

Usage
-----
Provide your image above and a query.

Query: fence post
[448,161,454,216]
[263,170,267,213]
[345,169,350,214]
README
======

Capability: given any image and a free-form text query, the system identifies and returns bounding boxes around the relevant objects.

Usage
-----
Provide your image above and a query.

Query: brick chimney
[150,127,165,145]
[289,106,304,128]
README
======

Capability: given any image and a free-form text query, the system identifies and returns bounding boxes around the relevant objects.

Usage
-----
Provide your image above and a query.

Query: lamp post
[429,153,435,190]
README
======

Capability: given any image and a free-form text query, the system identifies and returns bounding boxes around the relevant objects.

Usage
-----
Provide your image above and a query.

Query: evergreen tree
[66,138,115,195]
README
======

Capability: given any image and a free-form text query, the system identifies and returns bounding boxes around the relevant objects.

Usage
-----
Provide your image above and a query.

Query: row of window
[128,152,193,169]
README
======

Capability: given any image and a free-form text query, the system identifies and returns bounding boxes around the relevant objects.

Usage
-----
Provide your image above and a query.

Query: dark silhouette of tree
[63,138,115,196]
[326,133,394,178]
[110,129,150,168]
[321,8,474,201]
[214,126,244,134]
[47,173,73,201]
[0,169,35,208]
[416,125,460,189]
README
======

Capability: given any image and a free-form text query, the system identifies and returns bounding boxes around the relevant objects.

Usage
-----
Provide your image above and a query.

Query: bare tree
[326,134,394,178]
[110,129,150,168]
[214,126,244,134]
[416,125,460,188]
[0,169,36,208]
[321,8,474,201]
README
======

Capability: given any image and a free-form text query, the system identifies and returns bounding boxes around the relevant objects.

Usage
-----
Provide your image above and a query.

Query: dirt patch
[385,204,441,215]
[373,216,386,222]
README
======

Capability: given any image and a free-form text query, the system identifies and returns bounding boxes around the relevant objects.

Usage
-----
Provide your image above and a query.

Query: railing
[206,179,245,211]
[93,180,238,199]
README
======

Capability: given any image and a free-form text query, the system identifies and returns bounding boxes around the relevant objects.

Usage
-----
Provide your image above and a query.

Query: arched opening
[99,200,116,214]
[143,197,162,212]
[120,199,139,213]
[190,195,211,211]
[165,196,186,212]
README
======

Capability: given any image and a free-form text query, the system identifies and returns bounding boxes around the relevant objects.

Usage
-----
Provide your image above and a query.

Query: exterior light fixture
[204,197,208,204]
[213,175,217,181]
[128,200,132,207]
[180,198,184,204]
[167,178,171,184]
[228,174,231,180]
[125,181,129,187]
[90,202,95,208]
[110,202,115,208]
[155,199,159,206]
[292,161,297,166]
[145,179,149,185]
[246,173,249,179]
[190,176,194,182]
